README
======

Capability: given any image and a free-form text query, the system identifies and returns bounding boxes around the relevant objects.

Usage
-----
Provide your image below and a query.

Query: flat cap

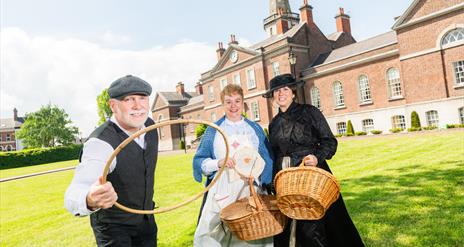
[108,75,152,99]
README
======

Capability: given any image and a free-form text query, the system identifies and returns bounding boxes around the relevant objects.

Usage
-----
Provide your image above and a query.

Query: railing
[263,12,300,25]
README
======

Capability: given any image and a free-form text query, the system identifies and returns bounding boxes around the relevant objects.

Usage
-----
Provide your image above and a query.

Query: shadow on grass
[342,161,464,246]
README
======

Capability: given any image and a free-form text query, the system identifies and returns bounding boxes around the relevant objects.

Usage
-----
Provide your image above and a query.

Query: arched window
[310,86,321,109]
[333,81,345,107]
[358,75,372,103]
[426,110,439,127]
[441,28,464,46]
[387,68,402,98]
[6,145,12,151]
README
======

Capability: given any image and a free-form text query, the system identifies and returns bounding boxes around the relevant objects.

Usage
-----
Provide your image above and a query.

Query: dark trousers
[274,219,328,247]
[90,215,157,247]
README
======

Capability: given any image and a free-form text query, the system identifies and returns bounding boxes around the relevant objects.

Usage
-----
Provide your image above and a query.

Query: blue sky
[1,0,413,136]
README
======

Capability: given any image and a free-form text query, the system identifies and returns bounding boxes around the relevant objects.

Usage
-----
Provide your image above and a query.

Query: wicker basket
[274,160,340,220]
[220,178,287,241]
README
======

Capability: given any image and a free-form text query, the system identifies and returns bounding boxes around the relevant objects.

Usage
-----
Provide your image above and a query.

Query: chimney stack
[216,42,225,61]
[176,82,185,96]
[229,34,239,45]
[299,0,314,25]
[276,9,290,34]
[195,82,203,95]
[335,7,351,34]
[13,108,18,121]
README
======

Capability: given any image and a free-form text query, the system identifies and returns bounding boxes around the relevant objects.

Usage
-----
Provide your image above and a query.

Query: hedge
[0,144,82,169]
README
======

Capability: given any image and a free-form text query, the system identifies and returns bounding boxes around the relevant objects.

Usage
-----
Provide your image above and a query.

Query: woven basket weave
[274,161,340,220]
[220,178,287,241]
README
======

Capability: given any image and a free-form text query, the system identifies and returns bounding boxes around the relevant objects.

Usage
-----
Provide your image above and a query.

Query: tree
[346,120,355,136]
[97,88,112,125]
[411,111,421,128]
[17,104,79,148]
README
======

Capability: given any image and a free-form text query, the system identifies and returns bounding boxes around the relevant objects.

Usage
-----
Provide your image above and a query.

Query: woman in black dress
[263,74,364,247]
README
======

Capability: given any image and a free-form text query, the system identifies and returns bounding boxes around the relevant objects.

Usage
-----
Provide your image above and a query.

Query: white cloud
[0,27,217,136]
[98,30,133,47]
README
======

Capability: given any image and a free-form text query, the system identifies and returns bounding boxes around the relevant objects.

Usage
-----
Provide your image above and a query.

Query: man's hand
[303,155,318,167]
[218,158,236,168]
[86,176,118,211]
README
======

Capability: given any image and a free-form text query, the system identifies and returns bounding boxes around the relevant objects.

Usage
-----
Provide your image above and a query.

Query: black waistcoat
[84,118,158,225]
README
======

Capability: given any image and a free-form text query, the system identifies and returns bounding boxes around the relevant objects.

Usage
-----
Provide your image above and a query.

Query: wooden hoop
[101,119,229,214]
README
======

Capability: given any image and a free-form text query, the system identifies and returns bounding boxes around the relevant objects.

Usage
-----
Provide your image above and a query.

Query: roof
[249,22,306,50]
[326,32,343,41]
[0,118,24,130]
[179,95,204,113]
[313,31,398,66]
[158,92,199,105]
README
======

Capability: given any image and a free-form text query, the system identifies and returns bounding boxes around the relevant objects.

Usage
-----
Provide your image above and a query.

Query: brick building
[152,0,464,150]
[0,108,25,152]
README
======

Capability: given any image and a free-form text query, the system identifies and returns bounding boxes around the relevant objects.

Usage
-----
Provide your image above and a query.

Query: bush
[446,124,464,128]
[195,123,208,138]
[407,127,422,132]
[422,126,438,130]
[411,111,421,128]
[371,130,383,135]
[0,144,82,169]
[263,128,269,139]
[179,140,185,150]
[390,128,403,133]
[355,131,367,136]
[335,134,343,138]
[347,120,355,136]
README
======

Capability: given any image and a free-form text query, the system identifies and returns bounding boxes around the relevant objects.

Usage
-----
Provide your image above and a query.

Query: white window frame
[358,75,372,103]
[208,85,215,102]
[6,134,11,142]
[272,62,280,77]
[189,116,194,133]
[336,122,346,135]
[333,81,345,107]
[158,115,164,138]
[459,107,464,124]
[453,60,464,86]
[233,73,241,86]
[310,86,321,109]
[246,68,256,89]
[441,28,464,46]
[426,110,439,127]
[250,101,260,121]
[211,112,217,122]
[391,115,406,130]
[220,78,228,90]
[362,119,374,133]
[387,68,402,98]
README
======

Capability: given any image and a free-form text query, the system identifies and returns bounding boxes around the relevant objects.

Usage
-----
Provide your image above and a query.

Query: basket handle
[101,119,229,215]
[247,177,263,212]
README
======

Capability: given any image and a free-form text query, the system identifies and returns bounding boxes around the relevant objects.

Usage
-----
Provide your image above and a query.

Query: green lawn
[1,130,463,246]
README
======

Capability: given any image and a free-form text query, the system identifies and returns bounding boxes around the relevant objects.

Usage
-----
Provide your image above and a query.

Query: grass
[1,130,463,246]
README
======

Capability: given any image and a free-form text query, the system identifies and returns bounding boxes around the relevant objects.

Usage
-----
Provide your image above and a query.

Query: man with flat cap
[65,75,159,247]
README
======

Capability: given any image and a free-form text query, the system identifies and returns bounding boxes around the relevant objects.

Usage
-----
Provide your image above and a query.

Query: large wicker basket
[274,160,340,220]
[220,178,287,241]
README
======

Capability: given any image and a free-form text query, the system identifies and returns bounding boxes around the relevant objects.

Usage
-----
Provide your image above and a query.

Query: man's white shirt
[64,117,147,216]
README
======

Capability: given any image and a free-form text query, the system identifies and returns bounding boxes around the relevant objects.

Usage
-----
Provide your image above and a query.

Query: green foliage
[195,123,208,138]
[411,111,421,128]
[97,88,112,125]
[0,144,82,168]
[408,127,422,132]
[390,128,403,133]
[446,124,464,128]
[347,120,355,135]
[371,130,383,135]
[16,104,79,148]
[423,126,438,130]
[179,140,185,150]
[335,133,343,138]
[355,131,367,136]
[263,128,269,139]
